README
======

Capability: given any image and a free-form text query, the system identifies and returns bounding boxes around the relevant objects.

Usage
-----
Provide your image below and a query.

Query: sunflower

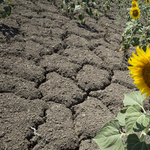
[144,0,150,3]
[133,0,139,2]
[128,45,150,99]
[130,7,140,20]
[132,1,138,7]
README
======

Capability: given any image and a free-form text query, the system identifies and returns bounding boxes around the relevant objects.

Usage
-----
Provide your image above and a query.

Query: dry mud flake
[0,56,45,84]
[40,53,81,79]
[112,70,136,89]
[32,102,79,150]
[89,83,134,114]
[76,65,111,92]
[61,47,104,68]
[0,93,47,150]
[94,45,127,70]
[39,72,86,107]
[0,74,42,99]
[72,96,115,141]
[79,139,99,150]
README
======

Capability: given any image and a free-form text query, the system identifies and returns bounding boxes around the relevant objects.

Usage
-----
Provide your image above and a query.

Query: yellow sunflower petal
[136,47,150,62]
[130,6,140,20]
[146,0,150,3]
[128,45,150,98]
[132,1,138,7]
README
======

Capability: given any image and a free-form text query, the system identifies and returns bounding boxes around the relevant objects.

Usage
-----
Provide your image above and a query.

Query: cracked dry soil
[0,0,150,150]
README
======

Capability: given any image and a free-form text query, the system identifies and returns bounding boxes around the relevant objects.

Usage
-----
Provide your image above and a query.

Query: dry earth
[0,0,150,150]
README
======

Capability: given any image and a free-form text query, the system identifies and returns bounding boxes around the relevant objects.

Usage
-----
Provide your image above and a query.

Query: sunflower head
[133,0,139,2]
[144,0,150,3]
[132,1,138,7]
[130,7,140,20]
[128,45,150,99]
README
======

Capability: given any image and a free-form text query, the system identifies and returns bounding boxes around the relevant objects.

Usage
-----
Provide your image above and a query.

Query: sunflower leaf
[124,21,134,33]
[74,4,82,11]
[123,91,146,107]
[125,105,150,134]
[131,37,139,46]
[8,0,12,3]
[125,134,140,150]
[131,142,150,150]
[116,108,127,127]
[93,120,125,150]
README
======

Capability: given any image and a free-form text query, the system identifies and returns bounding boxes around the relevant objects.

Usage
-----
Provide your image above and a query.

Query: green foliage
[93,91,150,150]
[0,0,12,18]
[61,0,116,24]
[123,91,146,107]
[116,108,127,127]
[125,105,150,134]
[121,1,150,56]
[93,120,125,150]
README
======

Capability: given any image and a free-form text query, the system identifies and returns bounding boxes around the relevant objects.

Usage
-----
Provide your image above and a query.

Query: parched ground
[0,0,150,150]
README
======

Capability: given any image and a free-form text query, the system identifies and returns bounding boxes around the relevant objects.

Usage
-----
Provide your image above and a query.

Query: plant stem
[140,106,146,114]
[139,125,149,142]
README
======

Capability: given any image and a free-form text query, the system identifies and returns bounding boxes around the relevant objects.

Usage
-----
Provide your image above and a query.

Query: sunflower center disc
[133,10,138,17]
[142,64,150,88]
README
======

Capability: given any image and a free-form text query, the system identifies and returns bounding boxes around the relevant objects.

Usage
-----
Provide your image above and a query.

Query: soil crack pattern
[0,0,139,150]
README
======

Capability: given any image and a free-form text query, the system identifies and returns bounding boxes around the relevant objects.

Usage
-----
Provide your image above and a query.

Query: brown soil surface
[0,0,150,150]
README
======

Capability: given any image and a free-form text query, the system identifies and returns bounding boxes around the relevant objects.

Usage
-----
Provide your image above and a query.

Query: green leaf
[131,37,139,47]
[86,8,93,17]
[1,11,7,18]
[132,142,150,150]
[123,91,146,107]
[132,23,143,35]
[123,43,130,50]
[4,6,11,16]
[78,13,84,21]
[82,0,89,4]
[125,134,140,150]
[148,144,150,149]
[63,0,69,4]
[0,0,4,4]
[8,0,12,3]
[106,5,110,11]
[61,4,63,9]
[93,120,125,150]
[74,4,81,11]
[125,105,150,134]
[124,21,134,33]
[93,9,101,17]
[92,0,96,5]
[116,108,127,127]
[70,3,75,9]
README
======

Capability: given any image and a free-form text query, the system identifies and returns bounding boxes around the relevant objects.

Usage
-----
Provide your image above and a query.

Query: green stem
[139,125,149,142]
[140,106,146,114]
